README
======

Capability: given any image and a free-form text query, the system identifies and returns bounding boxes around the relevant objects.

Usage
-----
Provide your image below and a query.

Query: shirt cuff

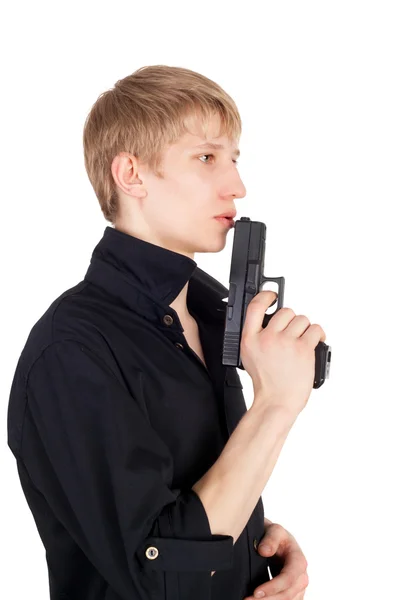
[136,489,234,573]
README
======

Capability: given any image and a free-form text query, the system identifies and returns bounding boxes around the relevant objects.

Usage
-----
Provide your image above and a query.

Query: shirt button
[145,546,159,560]
[253,538,259,551]
[163,315,174,326]
[175,343,184,350]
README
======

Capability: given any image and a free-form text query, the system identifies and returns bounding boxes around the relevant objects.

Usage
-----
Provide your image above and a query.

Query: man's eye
[199,154,214,163]
[199,154,239,165]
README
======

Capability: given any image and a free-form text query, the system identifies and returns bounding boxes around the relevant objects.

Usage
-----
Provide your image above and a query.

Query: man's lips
[214,216,235,228]
[215,211,237,219]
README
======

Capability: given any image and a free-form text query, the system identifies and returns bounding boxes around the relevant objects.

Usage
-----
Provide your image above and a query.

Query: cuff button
[253,538,258,551]
[145,546,159,560]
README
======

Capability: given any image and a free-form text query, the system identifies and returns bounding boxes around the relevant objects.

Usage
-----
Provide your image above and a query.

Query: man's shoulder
[14,279,103,378]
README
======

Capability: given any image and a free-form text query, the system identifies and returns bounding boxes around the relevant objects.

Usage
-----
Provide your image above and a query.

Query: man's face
[116,112,247,258]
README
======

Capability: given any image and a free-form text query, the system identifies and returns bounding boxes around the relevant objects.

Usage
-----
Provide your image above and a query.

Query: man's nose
[231,173,246,199]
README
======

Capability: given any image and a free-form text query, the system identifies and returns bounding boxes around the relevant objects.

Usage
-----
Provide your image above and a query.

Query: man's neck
[169,281,193,324]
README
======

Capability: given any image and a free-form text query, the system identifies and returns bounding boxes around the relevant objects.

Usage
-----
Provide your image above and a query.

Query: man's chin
[197,232,229,253]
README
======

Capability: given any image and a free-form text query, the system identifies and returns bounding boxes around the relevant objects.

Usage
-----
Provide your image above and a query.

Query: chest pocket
[224,367,246,435]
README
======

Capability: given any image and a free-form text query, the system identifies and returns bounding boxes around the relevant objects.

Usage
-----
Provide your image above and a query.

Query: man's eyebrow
[192,142,240,158]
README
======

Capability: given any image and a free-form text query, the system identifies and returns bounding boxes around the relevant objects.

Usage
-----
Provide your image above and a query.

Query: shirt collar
[83,226,229,328]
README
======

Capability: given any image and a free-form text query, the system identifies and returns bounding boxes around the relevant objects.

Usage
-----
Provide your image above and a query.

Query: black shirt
[7,225,273,600]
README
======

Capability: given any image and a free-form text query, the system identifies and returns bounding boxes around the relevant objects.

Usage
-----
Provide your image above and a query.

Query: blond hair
[82,65,242,224]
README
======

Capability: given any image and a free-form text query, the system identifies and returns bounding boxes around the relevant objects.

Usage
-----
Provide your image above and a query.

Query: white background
[1,1,399,598]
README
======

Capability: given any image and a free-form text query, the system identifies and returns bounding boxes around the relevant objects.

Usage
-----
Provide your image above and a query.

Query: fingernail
[258,544,271,553]
[254,592,265,598]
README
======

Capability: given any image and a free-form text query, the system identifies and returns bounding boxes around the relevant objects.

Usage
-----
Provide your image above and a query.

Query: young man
[7,65,310,600]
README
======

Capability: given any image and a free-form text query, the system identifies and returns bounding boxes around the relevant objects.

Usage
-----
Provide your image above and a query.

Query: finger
[258,523,291,555]
[253,571,309,600]
[243,290,278,337]
[302,322,326,346]
[292,583,307,600]
[278,572,308,599]
[253,550,307,596]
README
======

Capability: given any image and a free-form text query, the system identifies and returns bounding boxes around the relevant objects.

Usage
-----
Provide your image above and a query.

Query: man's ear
[111,152,147,199]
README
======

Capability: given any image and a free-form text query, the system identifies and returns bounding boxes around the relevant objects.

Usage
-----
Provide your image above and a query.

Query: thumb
[258,542,274,556]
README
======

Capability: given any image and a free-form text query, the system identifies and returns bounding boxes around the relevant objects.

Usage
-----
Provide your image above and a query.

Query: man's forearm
[192,398,296,546]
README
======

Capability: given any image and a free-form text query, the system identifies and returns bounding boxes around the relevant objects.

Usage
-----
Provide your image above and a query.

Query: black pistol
[222,217,331,389]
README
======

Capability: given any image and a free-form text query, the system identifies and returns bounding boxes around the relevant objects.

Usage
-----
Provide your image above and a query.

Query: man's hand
[244,518,309,599]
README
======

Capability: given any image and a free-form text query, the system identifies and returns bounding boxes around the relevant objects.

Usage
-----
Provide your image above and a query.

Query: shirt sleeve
[23,339,234,600]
